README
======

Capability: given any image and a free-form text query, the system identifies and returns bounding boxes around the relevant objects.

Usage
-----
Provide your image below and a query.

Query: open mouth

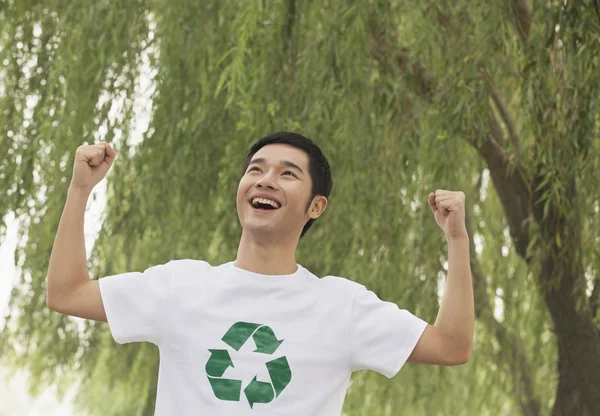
[249,197,281,213]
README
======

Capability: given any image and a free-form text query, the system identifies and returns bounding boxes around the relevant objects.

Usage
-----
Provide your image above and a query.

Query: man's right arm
[46,185,107,322]
[47,142,116,321]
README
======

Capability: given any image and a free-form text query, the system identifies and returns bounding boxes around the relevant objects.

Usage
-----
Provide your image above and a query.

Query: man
[47,132,473,415]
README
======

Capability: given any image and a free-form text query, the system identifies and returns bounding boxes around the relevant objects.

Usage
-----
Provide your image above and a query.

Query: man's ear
[308,195,327,220]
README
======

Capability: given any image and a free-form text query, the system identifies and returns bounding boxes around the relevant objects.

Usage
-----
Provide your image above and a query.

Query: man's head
[236,132,333,241]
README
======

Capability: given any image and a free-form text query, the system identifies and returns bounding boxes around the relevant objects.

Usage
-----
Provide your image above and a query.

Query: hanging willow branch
[479,66,522,166]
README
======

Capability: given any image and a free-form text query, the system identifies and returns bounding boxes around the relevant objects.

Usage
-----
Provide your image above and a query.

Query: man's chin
[243,222,277,235]
[243,221,295,240]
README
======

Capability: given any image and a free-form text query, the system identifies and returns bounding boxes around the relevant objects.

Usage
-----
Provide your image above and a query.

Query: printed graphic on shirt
[205,322,292,408]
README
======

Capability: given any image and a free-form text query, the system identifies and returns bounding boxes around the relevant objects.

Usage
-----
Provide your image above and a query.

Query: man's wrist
[67,185,92,200]
[446,233,470,243]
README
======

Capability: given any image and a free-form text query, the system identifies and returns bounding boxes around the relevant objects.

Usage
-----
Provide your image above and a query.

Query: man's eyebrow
[249,158,304,174]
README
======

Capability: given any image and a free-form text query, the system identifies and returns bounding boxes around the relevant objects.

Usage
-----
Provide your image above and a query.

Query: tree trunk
[548,296,600,416]
[477,141,600,414]
[544,266,600,416]
[532,176,600,415]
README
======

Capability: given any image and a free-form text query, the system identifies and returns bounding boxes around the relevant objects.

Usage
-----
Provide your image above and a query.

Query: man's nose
[257,181,275,190]
[256,174,277,190]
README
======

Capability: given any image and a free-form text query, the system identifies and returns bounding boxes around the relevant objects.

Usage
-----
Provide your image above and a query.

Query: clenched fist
[70,141,117,192]
[428,190,468,240]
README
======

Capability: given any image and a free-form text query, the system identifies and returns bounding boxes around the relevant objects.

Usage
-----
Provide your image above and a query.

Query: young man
[46,132,473,415]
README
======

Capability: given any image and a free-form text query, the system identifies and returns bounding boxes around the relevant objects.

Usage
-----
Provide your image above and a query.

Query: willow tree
[1,1,599,415]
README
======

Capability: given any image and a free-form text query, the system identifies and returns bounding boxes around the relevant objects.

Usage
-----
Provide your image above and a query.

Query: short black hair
[241,132,333,238]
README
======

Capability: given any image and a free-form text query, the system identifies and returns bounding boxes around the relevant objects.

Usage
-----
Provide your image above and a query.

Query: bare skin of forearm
[46,186,91,306]
[434,236,474,354]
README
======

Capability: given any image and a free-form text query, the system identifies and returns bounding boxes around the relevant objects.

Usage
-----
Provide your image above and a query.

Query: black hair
[241,131,333,238]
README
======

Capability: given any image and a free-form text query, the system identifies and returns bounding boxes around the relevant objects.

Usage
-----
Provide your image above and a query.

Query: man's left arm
[408,190,474,366]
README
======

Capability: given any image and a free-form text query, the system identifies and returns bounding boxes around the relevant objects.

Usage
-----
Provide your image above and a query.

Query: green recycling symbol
[205,322,292,408]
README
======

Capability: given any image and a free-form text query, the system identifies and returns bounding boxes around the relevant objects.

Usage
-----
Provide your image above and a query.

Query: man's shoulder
[164,258,216,275]
[316,273,366,295]
[167,258,213,267]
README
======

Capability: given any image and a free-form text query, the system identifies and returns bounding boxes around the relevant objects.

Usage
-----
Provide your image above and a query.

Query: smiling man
[46,132,474,415]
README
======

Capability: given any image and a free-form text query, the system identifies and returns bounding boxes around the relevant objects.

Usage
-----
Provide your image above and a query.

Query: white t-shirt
[98,259,428,415]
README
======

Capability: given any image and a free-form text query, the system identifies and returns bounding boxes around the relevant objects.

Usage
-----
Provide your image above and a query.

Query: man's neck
[235,231,299,275]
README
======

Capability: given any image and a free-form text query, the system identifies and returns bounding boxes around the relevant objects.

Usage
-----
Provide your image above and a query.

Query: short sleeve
[98,261,173,345]
[349,285,428,378]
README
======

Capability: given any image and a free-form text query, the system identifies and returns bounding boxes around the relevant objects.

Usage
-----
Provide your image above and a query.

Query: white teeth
[252,197,280,208]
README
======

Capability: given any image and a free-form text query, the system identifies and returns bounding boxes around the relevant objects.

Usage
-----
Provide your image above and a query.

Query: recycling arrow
[244,376,275,408]
[205,349,234,377]
[265,356,291,397]
[221,322,284,353]
[252,325,284,354]
[207,377,242,401]
[222,322,260,351]
[205,349,241,401]
[205,321,292,409]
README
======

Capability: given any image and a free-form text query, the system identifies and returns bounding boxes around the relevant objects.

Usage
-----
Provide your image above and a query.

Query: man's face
[236,143,326,240]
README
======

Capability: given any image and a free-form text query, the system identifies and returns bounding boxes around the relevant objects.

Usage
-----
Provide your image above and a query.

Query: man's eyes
[247,166,296,177]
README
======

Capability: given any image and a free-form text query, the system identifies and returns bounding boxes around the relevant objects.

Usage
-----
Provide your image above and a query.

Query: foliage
[1,0,599,415]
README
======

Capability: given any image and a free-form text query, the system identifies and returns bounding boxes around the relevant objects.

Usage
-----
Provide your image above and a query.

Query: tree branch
[369,44,436,103]
[373,38,533,260]
[512,0,533,42]
[593,0,600,27]
[468,136,531,259]
[479,66,522,165]
[368,20,531,259]
[487,99,506,147]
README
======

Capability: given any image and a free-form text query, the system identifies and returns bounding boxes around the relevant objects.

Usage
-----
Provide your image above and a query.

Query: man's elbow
[46,292,60,312]
[46,286,55,310]
[46,285,66,313]
[452,344,472,365]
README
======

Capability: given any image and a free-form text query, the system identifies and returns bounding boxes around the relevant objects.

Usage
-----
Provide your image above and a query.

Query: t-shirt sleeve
[98,261,173,346]
[349,284,428,378]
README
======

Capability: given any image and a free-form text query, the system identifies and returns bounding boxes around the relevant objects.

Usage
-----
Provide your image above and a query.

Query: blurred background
[1,1,599,415]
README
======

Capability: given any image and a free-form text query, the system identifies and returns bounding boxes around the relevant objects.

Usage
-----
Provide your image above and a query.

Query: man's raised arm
[46,142,117,322]
[408,190,474,366]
